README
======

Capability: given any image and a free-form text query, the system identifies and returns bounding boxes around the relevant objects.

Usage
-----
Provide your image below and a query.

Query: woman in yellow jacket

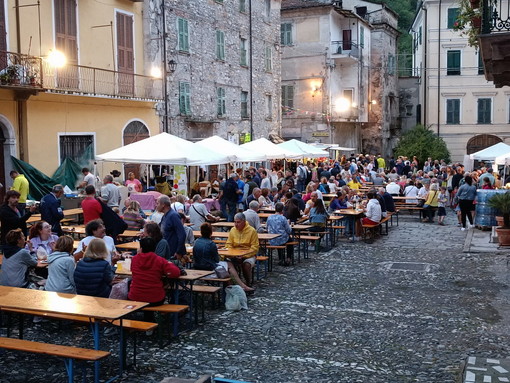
[422,183,440,223]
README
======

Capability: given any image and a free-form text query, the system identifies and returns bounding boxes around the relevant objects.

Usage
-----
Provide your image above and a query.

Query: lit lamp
[46,49,66,68]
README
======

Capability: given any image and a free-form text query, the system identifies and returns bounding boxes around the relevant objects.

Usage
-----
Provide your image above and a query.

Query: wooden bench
[379,215,391,235]
[298,234,326,258]
[178,285,221,323]
[0,336,110,383]
[141,304,189,347]
[265,245,286,268]
[361,223,380,243]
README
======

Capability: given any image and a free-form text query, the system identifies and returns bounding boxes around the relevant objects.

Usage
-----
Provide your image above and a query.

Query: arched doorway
[123,121,149,179]
[466,134,502,154]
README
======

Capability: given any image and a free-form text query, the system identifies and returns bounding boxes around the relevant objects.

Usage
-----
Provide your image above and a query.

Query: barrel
[475,189,507,226]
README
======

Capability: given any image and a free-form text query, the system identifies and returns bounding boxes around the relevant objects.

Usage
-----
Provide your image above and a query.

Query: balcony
[0,51,163,101]
[330,41,360,63]
[479,0,510,87]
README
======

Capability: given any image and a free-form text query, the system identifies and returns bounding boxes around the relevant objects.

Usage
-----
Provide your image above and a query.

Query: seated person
[25,221,59,260]
[0,228,37,288]
[225,213,259,288]
[73,219,120,265]
[283,192,301,223]
[243,200,263,232]
[128,237,181,309]
[362,192,382,225]
[141,221,172,259]
[308,199,329,233]
[179,212,195,246]
[155,176,172,196]
[45,235,76,294]
[193,223,253,292]
[328,191,349,213]
[122,198,147,219]
[73,238,114,298]
[121,200,145,230]
[266,202,294,266]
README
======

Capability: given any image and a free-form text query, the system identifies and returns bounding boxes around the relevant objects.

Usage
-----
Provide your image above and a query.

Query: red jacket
[128,251,180,303]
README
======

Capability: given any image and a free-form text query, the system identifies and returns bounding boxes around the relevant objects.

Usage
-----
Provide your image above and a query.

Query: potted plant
[6,65,19,85]
[487,192,510,246]
[0,73,9,85]
[453,0,482,48]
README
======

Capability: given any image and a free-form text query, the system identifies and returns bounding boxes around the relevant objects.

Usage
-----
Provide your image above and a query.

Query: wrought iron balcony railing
[0,51,163,101]
[330,41,361,57]
[481,0,510,34]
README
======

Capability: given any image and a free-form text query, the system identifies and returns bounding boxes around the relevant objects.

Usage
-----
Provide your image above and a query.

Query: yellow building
[0,0,162,191]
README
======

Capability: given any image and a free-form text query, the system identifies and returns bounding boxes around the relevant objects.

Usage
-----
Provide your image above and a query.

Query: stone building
[144,0,282,144]
[280,0,399,157]
[411,0,510,163]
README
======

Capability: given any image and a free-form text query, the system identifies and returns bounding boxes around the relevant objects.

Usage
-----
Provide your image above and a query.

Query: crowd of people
[0,153,504,307]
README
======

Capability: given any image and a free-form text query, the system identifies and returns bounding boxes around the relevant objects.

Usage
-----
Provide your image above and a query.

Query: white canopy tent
[277,139,329,158]
[469,142,510,161]
[495,151,510,165]
[195,136,267,162]
[96,132,231,165]
[240,138,302,160]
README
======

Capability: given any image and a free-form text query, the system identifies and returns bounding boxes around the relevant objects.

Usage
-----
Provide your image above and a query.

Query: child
[437,186,447,226]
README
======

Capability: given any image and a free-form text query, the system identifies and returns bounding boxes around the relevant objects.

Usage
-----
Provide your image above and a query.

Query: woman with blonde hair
[45,235,76,294]
[73,238,113,297]
[122,200,145,230]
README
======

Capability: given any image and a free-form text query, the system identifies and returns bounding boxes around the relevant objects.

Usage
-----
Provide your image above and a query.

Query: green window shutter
[477,98,491,124]
[265,44,272,71]
[478,53,484,75]
[240,38,247,66]
[282,85,294,109]
[241,91,249,118]
[419,26,422,45]
[239,0,246,12]
[217,87,226,116]
[179,82,191,116]
[447,50,461,75]
[447,8,460,29]
[281,23,292,46]
[216,30,225,60]
[178,18,189,52]
[446,99,460,124]
[360,27,364,48]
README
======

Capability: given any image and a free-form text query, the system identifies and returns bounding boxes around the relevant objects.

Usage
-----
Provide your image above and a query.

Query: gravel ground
[1,212,510,383]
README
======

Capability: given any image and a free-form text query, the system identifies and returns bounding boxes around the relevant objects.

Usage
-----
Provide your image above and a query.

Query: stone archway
[122,120,149,179]
[466,134,502,154]
[0,115,16,201]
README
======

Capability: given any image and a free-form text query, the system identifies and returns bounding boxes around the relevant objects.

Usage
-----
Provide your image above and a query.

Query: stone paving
[1,211,510,383]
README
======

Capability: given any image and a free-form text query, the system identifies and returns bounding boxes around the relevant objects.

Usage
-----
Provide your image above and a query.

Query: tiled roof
[281,0,329,10]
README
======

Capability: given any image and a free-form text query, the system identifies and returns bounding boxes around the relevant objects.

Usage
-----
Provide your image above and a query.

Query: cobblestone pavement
[2,212,510,383]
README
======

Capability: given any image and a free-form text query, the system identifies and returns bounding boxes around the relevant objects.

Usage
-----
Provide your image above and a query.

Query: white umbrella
[469,142,510,161]
[96,132,230,166]
[195,136,266,162]
[278,139,329,158]
[240,138,301,160]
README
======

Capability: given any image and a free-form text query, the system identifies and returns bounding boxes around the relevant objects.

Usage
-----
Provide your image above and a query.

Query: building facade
[280,0,399,157]
[0,0,162,191]
[144,0,282,144]
[411,0,510,163]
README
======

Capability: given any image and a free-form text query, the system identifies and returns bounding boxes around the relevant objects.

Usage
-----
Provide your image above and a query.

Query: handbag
[97,198,128,240]
[417,199,425,207]
[215,265,229,279]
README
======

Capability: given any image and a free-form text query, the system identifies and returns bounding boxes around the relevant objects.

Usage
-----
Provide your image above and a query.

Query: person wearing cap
[39,184,65,236]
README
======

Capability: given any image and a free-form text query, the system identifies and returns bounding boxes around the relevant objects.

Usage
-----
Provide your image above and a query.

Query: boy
[438,186,447,226]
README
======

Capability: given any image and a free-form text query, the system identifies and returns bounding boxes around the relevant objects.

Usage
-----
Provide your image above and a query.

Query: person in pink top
[81,185,102,224]
[125,172,142,193]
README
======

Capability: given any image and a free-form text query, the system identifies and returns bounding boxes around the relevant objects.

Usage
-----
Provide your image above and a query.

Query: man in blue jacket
[158,195,187,265]
[40,184,65,236]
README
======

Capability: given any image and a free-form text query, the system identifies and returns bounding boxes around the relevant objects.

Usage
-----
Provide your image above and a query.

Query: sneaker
[461,227,466,231]
[438,222,445,226]
[457,223,462,227]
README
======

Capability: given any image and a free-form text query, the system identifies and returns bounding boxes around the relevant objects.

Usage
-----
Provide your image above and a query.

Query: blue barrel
[475,189,507,226]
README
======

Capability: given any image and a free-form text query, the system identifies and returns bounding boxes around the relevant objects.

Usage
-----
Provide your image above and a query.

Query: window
[343,89,353,106]
[54,0,78,88]
[281,23,292,46]
[447,50,461,75]
[239,0,246,12]
[179,81,191,116]
[59,135,94,164]
[478,53,484,75]
[217,87,226,116]
[0,0,6,70]
[265,0,271,18]
[446,99,460,124]
[419,26,422,45]
[178,18,189,52]
[359,27,364,48]
[265,44,272,72]
[281,85,294,111]
[240,38,248,66]
[388,54,396,75]
[342,30,352,50]
[447,8,460,29]
[216,30,225,60]
[116,12,134,95]
[241,91,249,118]
[266,94,272,119]
[477,98,492,124]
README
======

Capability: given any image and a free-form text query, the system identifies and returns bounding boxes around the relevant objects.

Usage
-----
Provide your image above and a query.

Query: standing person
[260,170,272,190]
[0,190,36,245]
[79,168,96,189]
[100,174,121,208]
[73,238,114,298]
[128,237,181,307]
[266,202,294,266]
[189,194,219,230]
[45,235,76,294]
[222,174,240,222]
[9,170,29,214]
[125,172,142,193]
[39,184,65,236]
[0,229,37,288]
[296,162,308,192]
[158,195,187,265]
[437,186,448,226]
[81,185,102,224]
[457,175,477,231]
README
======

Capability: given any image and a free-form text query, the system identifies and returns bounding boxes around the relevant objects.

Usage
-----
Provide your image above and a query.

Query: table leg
[90,321,101,383]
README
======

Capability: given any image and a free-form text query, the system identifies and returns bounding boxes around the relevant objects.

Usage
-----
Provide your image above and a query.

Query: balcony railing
[482,0,510,33]
[330,41,360,58]
[0,51,162,100]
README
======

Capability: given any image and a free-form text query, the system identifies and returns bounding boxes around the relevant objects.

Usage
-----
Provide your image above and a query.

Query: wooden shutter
[0,0,7,70]
[54,0,78,88]
[117,12,134,95]
[342,30,352,50]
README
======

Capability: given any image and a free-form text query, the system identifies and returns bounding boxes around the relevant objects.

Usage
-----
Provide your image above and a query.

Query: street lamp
[168,59,177,74]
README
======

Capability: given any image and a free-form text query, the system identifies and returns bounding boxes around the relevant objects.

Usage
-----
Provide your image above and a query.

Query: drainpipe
[249,0,254,140]
[15,0,24,160]
[161,0,169,133]
[422,3,428,127]
[437,0,442,137]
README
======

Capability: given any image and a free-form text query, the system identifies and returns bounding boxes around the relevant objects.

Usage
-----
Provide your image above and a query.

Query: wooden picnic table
[211,221,235,229]
[27,208,84,223]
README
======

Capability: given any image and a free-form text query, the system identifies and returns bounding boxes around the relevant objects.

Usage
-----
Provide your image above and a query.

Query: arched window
[123,121,149,179]
[466,134,502,154]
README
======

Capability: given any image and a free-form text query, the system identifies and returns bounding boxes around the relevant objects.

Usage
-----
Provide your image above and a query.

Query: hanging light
[47,49,66,68]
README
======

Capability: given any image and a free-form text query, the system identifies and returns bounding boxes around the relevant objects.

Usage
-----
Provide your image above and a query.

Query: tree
[394,125,450,163]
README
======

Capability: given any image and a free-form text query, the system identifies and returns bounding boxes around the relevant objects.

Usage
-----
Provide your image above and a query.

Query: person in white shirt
[188,194,219,230]
[79,167,96,189]
[260,170,273,190]
[386,180,401,196]
[403,180,419,204]
[417,182,429,199]
[362,192,382,225]
[73,219,120,265]
[243,200,263,232]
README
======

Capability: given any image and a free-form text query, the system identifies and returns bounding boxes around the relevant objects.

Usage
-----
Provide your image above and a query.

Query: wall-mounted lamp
[168,59,177,74]
[274,43,281,52]
[370,99,377,105]
[47,49,66,68]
